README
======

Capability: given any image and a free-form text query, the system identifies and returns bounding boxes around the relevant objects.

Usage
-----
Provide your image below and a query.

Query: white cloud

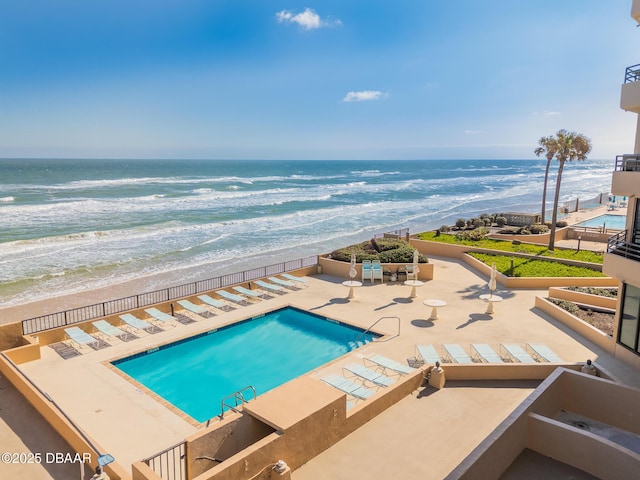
[276,8,341,30]
[464,129,481,135]
[544,111,561,116]
[342,90,386,102]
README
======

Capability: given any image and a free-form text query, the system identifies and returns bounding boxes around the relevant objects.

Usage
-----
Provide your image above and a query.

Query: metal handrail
[607,231,640,262]
[220,385,257,419]
[21,255,318,335]
[625,64,640,83]
[355,316,401,345]
[614,154,640,172]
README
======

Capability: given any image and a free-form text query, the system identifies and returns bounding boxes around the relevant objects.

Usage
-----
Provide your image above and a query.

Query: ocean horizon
[0,158,613,308]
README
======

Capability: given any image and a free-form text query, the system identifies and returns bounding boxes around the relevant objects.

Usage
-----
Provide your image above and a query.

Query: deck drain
[572,420,590,431]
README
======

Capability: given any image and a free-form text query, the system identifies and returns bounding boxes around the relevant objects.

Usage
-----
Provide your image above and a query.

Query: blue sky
[1,0,638,160]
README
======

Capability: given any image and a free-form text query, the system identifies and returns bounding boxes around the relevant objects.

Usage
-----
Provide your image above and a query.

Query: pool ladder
[354,316,401,344]
[219,386,257,419]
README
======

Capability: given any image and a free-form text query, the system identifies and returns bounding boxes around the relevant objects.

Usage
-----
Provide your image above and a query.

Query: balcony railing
[615,154,640,172]
[607,230,640,262]
[625,64,640,83]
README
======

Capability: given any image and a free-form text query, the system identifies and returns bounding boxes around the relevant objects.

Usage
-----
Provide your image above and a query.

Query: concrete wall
[604,251,640,288]
[462,254,617,289]
[131,369,425,480]
[0,354,129,480]
[411,237,605,273]
[547,287,618,310]
[526,413,640,480]
[534,296,614,353]
[446,368,640,480]
[317,256,434,281]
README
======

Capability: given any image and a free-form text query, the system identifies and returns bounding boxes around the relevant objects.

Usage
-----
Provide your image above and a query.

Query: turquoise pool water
[112,307,377,422]
[574,214,626,230]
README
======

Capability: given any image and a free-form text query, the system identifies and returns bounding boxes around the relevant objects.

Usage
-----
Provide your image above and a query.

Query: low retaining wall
[0,354,129,480]
[447,369,640,480]
[547,287,618,310]
[534,296,614,354]
[317,257,434,281]
[462,254,617,289]
[410,236,603,272]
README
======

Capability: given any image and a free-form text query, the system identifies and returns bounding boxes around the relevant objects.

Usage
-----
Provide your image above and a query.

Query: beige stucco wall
[0,354,129,480]
[447,369,640,480]
[604,251,640,288]
[534,297,614,353]
[317,257,434,281]
[462,254,616,289]
[547,287,618,310]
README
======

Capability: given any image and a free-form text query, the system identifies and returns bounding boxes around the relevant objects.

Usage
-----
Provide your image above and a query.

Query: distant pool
[112,307,377,422]
[574,214,626,230]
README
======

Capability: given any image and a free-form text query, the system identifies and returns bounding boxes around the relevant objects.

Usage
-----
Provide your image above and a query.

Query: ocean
[0,158,613,308]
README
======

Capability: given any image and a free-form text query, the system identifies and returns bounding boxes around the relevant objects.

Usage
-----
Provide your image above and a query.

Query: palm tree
[534,135,558,224]
[536,129,592,251]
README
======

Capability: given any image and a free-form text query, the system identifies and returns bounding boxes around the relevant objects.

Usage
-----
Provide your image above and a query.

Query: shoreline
[0,204,620,327]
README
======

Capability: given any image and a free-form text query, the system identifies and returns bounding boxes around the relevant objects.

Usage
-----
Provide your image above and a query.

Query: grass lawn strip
[468,253,606,278]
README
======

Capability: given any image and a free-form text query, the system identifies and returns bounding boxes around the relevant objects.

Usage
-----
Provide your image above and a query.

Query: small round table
[342,280,362,299]
[404,280,424,299]
[423,299,447,320]
[479,294,503,314]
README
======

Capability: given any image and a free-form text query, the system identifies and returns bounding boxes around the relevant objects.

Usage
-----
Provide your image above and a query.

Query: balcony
[604,231,640,286]
[612,155,640,196]
[621,64,640,112]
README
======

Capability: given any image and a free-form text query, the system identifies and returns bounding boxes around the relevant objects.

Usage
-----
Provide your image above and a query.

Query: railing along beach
[21,255,318,335]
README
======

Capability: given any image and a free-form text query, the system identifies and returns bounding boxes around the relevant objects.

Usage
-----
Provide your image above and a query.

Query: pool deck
[6,249,639,479]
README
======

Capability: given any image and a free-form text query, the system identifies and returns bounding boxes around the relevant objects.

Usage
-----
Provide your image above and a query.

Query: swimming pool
[112,307,377,422]
[573,214,626,230]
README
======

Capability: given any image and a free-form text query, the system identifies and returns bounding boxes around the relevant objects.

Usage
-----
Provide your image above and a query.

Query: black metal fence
[143,441,187,480]
[625,64,640,83]
[21,255,318,335]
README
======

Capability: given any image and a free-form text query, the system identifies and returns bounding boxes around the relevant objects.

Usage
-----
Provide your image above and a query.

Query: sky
[1,0,638,160]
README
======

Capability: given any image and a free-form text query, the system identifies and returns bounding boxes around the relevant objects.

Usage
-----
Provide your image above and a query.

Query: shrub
[529,224,549,234]
[566,287,618,298]
[329,239,428,264]
[517,227,531,235]
[556,220,568,228]
[455,218,466,229]
[496,216,507,227]
[456,227,489,241]
[439,225,449,233]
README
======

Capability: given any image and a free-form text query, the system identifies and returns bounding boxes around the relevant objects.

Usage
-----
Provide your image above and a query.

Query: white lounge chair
[233,285,270,300]
[281,273,308,284]
[371,260,383,283]
[442,344,474,364]
[268,276,301,290]
[92,320,136,342]
[321,374,374,400]
[144,307,178,327]
[197,294,235,312]
[254,280,287,295]
[119,313,160,333]
[471,344,503,363]
[64,326,101,349]
[501,344,536,363]
[361,260,373,283]
[364,354,415,375]
[177,299,215,318]
[527,344,563,362]
[343,363,395,387]
[416,344,441,365]
[217,290,252,306]
[405,265,418,281]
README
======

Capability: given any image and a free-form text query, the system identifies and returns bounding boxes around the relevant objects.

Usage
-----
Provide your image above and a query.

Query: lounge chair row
[61,273,309,353]
[415,343,563,365]
[320,354,416,403]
